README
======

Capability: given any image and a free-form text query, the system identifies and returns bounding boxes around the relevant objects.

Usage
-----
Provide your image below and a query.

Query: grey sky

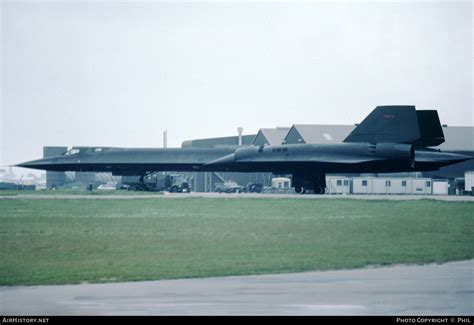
[1,0,472,168]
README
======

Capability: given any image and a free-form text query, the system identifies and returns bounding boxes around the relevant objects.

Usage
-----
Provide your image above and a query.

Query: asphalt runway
[1,260,472,315]
[1,192,474,201]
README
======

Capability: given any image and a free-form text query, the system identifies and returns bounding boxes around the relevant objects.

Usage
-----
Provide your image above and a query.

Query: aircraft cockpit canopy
[63,148,81,156]
[63,147,110,156]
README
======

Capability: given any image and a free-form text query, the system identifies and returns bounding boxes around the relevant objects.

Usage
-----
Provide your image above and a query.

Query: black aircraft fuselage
[17,106,472,194]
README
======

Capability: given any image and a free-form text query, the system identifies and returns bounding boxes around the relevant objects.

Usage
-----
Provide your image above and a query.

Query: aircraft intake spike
[204,153,236,166]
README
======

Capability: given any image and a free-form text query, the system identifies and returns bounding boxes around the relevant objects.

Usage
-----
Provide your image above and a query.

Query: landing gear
[137,175,145,191]
[292,173,326,195]
[295,186,306,194]
[137,174,150,191]
[313,174,326,195]
[314,186,325,195]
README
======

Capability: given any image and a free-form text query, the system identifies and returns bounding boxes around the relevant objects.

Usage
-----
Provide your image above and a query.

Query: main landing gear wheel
[314,186,326,195]
[295,186,306,194]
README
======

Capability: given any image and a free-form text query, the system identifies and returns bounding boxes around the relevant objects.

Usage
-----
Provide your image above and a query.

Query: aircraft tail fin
[415,110,445,146]
[343,106,445,146]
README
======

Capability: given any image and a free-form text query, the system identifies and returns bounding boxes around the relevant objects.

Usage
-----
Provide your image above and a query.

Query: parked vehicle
[245,183,263,193]
[121,173,190,192]
[215,181,243,193]
[161,174,190,193]
[97,181,117,190]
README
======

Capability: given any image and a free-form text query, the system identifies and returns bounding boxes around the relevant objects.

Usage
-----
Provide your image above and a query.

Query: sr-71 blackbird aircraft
[17,106,471,194]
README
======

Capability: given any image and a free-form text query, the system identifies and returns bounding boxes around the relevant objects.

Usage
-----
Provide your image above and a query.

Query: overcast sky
[1,0,472,168]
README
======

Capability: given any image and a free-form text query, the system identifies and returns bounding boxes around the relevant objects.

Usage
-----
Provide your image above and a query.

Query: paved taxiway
[1,192,474,201]
[1,260,472,315]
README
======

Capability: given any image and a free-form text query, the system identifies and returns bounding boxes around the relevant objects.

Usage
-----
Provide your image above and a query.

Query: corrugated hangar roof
[181,135,256,148]
[252,127,290,146]
[283,125,355,144]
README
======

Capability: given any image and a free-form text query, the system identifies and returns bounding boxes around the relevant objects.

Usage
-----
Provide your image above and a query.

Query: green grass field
[0,189,163,196]
[0,197,472,285]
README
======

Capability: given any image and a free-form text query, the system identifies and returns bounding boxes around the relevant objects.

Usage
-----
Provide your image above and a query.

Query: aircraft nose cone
[16,158,53,170]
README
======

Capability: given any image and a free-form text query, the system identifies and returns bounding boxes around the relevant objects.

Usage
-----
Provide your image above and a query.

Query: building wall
[75,172,119,186]
[182,135,256,148]
[44,146,67,189]
[191,171,272,192]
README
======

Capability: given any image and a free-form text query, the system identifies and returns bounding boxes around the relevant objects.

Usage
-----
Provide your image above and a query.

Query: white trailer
[271,177,291,189]
[432,180,449,195]
[371,178,416,194]
[386,178,410,195]
[410,179,432,195]
[327,177,350,194]
[465,171,474,193]
[352,177,373,194]
[352,177,432,195]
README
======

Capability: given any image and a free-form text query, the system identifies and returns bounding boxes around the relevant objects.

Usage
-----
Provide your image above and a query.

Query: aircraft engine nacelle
[374,143,415,168]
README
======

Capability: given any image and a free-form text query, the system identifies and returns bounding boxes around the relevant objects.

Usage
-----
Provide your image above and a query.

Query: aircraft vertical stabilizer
[343,106,445,147]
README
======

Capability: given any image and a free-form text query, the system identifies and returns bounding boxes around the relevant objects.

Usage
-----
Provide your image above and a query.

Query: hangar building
[252,127,291,146]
